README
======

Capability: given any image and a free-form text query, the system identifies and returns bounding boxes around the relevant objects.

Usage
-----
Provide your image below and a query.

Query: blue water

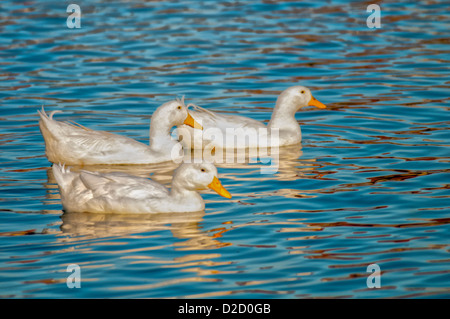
[0,0,449,298]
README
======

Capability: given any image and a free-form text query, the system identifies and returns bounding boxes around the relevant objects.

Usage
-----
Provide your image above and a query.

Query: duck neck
[268,95,301,138]
[169,181,205,211]
[149,119,177,152]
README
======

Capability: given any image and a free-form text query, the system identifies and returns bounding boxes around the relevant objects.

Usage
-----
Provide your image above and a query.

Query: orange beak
[308,95,327,109]
[184,113,203,130]
[208,176,232,199]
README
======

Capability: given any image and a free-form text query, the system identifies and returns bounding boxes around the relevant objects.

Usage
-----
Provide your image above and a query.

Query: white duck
[38,98,202,165]
[176,86,326,149]
[52,162,232,214]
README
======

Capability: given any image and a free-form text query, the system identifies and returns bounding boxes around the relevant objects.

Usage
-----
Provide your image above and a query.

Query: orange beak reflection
[184,113,203,130]
[208,176,232,199]
[308,96,327,109]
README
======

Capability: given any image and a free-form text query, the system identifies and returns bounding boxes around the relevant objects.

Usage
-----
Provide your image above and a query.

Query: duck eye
[177,105,182,110]
[200,168,206,172]
[300,90,305,94]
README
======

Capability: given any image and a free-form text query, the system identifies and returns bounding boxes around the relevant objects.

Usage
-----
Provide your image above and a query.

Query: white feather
[52,162,230,214]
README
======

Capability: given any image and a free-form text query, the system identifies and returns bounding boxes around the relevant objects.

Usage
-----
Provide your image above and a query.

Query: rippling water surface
[0,0,449,298]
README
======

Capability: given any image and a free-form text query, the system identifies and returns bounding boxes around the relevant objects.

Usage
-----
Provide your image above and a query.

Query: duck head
[172,163,232,199]
[152,98,203,130]
[277,86,327,114]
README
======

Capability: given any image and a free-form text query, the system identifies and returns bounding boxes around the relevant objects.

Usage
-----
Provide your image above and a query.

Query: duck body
[39,112,169,165]
[52,162,231,214]
[177,86,326,150]
[178,109,267,149]
[38,99,202,165]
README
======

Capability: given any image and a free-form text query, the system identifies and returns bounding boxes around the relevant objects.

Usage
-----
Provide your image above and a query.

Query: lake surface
[0,0,449,298]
